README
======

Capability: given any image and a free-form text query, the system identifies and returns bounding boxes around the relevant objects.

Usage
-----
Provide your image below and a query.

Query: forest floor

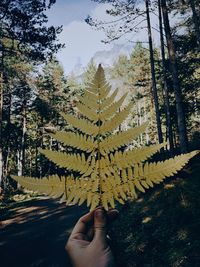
[0,156,200,267]
[109,156,200,267]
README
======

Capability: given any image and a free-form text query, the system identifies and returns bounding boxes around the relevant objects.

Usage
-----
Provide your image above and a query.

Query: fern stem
[97,86,102,206]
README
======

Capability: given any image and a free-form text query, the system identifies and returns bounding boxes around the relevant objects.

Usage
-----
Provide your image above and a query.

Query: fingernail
[95,209,105,219]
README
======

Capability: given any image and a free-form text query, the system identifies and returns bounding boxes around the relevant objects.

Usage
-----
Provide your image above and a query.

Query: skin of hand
[65,208,119,267]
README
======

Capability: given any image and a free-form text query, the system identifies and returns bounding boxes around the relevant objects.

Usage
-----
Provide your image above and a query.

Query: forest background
[0,0,200,266]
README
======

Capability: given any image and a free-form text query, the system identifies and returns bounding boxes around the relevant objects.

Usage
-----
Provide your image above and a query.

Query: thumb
[93,208,107,246]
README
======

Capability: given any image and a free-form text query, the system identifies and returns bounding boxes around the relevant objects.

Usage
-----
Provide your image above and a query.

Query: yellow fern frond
[99,84,111,100]
[77,90,99,109]
[123,142,168,165]
[124,142,168,166]
[109,142,167,169]
[39,149,90,174]
[11,64,200,211]
[99,93,128,122]
[51,131,97,152]
[11,175,67,198]
[99,102,132,135]
[99,122,148,154]
[76,102,99,122]
[143,150,199,184]
[101,89,119,110]
[60,112,99,136]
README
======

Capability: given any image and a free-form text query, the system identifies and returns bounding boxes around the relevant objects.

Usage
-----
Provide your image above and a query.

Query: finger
[87,209,119,240]
[70,211,94,237]
[93,208,107,245]
[87,227,94,241]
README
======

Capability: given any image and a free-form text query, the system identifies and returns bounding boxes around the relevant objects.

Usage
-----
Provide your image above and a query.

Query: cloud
[56,2,160,75]
[91,3,112,20]
[56,5,113,74]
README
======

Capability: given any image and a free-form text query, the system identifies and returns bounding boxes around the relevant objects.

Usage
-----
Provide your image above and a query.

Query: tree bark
[0,45,4,189]
[161,0,188,152]
[18,99,27,177]
[158,0,174,153]
[188,0,200,46]
[3,90,12,187]
[145,0,163,144]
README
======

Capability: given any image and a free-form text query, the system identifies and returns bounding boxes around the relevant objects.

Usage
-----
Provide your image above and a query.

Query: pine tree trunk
[0,48,4,189]
[188,0,200,46]
[144,100,150,144]
[35,135,38,176]
[38,117,44,178]
[145,0,163,144]
[3,91,12,187]
[18,101,27,177]
[161,0,188,153]
[158,0,174,153]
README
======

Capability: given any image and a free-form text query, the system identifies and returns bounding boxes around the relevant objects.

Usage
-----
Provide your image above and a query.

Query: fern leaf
[87,81,111,100]
[100,102,132,135]
[123,142,168,165]
[109,142,168,169]
[99,93,128,122]
[76,102,99,122]
[100,122,148,154]
[77,90,99,110]
[60,112,99,136]
[101,89,119,110]
[143,150,199,184]
[51,131,97,152]
[99,83,111,100]
[39,149,90,174]
[11,175,67,198]
[11,65,200,211]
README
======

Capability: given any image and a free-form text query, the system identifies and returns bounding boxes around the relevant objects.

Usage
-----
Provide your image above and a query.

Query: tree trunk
[144,99,150,144]
[145,0,163,144]
[3,90,12,187]
[161,0,188,152]
[18,100,27,177]
[0,46,4,189]
[158,0,174,154]
[188,0,200,46]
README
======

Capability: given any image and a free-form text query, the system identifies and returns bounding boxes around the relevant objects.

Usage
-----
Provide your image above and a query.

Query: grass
[110,156,200,267]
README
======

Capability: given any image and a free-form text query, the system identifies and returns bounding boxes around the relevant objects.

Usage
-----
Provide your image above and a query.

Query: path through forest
[0,198,86,267]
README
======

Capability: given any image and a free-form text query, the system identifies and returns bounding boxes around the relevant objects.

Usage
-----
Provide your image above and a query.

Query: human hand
[65,208,118,267]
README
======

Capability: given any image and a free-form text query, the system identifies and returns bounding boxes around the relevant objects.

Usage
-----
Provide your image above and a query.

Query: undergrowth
[110,156,200,267]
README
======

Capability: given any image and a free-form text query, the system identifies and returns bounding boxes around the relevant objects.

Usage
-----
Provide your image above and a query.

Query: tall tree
[0,0,63,189]
[111,43,159,144]
[161,0,188,152]
[188,0,200,46]
[35,58,71,175]
[145,0,163,144]
[87,0,163,144]
[158,0,174,153]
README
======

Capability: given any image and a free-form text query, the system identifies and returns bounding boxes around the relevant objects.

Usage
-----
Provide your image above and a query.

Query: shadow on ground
[0,198,86,267]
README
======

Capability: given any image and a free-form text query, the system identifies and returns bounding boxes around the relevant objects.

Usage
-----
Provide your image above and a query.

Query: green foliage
[12,65,199,211]
[111,42,159,143]
[0,0,63,60]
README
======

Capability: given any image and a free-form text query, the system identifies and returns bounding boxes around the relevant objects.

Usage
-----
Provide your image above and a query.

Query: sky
[46,0,160,75]
[46,0,114,74]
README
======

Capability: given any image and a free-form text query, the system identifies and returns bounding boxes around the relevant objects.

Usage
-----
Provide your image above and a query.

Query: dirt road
[0,198,86,267]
